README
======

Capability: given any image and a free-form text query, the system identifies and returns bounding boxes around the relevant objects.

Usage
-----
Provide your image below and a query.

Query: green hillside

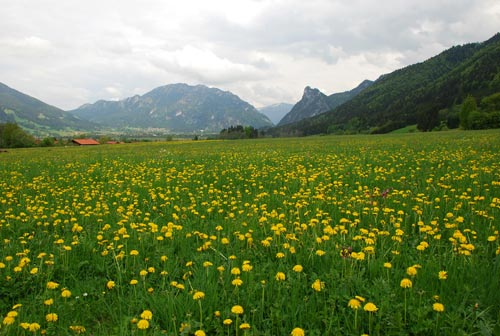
[270,33,500,136]
[0,82,97,136]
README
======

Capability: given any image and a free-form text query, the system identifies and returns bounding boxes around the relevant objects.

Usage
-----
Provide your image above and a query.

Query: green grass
[0,130,500,335]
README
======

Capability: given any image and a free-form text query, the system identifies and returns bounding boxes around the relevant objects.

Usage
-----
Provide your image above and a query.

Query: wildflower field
[1,130,500,335]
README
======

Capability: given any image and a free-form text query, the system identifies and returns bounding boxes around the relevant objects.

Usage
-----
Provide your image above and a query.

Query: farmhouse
[72,138,100,146]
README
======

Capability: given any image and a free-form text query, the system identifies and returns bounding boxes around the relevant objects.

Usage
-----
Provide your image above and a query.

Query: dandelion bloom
[194,330,206,336]
[239,323,251,330]
[2,316,15,326]
[231,267,241,275]
[231,305,244,315]
[61,289,72,298]
[46,313,58,322]
[292,264,303,273]
[106,280,115,290]
[311,279,325,292]
[400,278,413,288]
[223,319,233,325]
[47,281,59,289]
[291,327,305,336]
[406,266,417,276]
[232,278,243,287]
[433,303,445,312]
[130,250,139,256]
[315,250,326,256]
[193,291,205,300]
[140,310,153,320]
[242,263,253,272]
[130,279,138,285]
[44,298,54,306]
[348,298,361,310]
[383,262,392,269]
[275,272,286,281]
[137,319,149,329]
[69,325,86,334]
[363,302,378,312]
[438,271,448,280]
[29,323,41,332]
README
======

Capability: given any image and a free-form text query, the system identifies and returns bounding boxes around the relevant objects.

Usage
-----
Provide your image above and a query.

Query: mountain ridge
[278,80,373,126]
[270,33,500,135]
[0,82,97,136]
[70,83,273,133]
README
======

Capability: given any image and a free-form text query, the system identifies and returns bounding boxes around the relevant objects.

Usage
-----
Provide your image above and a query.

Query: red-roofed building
[72,138,100,146]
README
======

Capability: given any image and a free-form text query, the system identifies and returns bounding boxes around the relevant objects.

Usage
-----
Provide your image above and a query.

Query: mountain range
[0,82,97,136]
[278,80,373,126]
[258,103,293,124]
[70,84,273,133]
[270,33,500,136]
[1,33,499,137]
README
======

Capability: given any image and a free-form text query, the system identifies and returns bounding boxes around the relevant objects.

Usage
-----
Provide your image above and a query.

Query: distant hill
[258,103,293,124]
[0,82,97,136]
[278,80,373,126]
[70,83,273,133]
[271,33,500,135]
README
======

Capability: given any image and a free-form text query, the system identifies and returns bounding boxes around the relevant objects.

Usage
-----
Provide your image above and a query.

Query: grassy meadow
[1,130,500,335]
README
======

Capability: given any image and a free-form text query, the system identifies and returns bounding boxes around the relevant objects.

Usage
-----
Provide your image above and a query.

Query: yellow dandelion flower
[433,302,445,312]
[406,266,417,276]
[242,263,253,272]
[291,327,305,336]
[46,281,59,290]
[106,280,115,290]
[438,271,448,280]
[44,298,54,306]
[194,330,206,336]
[232,278,243,287]
[223,318,233,325]
[383,262,392,269]
[130,250,139,256]
[137,319,149,329]
[231,305,244,315]
[292,264,303,273]
[363,302,378,312]
[400,278,413,288]
[61,289,71,298]
[348,298,361,310]
[193,291,205,300]
[2,316,15,326]
[46,313,58,322]
[130,279,138,285]
[311,279,325,292]
[315,249,326,256]
[275,272,286,281]
[239,322,251,330]
[69,325,86,334]
[28,322,41,332]
[140,310,153,320]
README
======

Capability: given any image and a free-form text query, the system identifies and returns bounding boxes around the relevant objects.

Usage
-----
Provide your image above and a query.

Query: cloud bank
[1,0,499,110]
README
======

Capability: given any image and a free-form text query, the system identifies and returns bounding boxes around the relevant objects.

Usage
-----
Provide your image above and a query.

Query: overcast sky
[1,0,499,110]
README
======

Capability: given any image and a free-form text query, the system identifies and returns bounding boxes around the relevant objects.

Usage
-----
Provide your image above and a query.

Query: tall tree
[460,95,477,129]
